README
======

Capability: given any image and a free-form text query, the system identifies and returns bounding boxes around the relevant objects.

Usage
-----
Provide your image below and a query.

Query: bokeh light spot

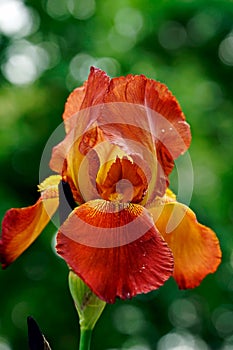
[125,345,151,350]
[108,27,136,52]
[113,305,146,335]
[11,301,30,330]
[69,53,96,82]
[219,35,233,66]
[2,54,37,85]
[221,337,233,350]
[212,308,233,338]
[158,21,187,50]
[95,57,120,77]
[68,54,120,85]
[187,9,222,45]
[67,0,96,20]
[169,299,199,328]
[157,330,209,350]
[45,0,70,20]
[0,0,39,38]
[122,336,151,350]
[38,41,61,69]
[114,7,143,39]
[1,41,50,85]
[0,338,12,350]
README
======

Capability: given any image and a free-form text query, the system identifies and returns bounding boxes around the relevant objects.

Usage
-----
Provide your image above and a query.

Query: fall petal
[56,199,174,303]
[149,201,221,289]
[0,198,58,268]
[0,175,60,268]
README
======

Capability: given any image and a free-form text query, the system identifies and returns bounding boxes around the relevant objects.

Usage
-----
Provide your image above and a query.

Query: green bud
[68,270,106,331]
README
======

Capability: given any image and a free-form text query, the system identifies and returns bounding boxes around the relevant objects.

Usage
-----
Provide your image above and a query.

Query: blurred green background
[0,0,233,349]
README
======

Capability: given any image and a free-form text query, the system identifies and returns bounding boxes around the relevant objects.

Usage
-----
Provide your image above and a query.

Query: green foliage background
[0,0,233,349]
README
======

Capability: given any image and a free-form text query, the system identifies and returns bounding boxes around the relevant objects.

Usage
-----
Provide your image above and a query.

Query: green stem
[79,328,92,350]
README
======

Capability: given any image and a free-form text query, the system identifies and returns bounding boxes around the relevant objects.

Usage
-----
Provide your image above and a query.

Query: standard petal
[0,175,60,268]
[63,66,110,133]
[62,85,86,133]
[145,78,191,160]
[56,199,174,303]
[149,201,221,289]
[104,73,191,160]
[62,67,110,133]
[101,73,191,201]
[50,67,110,202]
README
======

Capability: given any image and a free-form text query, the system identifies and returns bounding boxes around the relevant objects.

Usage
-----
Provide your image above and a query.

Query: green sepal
[68,270,106,331]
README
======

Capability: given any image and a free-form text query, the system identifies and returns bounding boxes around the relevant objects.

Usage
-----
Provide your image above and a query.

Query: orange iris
[0,67,221,303]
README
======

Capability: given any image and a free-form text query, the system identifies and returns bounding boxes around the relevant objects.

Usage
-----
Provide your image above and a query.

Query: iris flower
[0,67,221,303]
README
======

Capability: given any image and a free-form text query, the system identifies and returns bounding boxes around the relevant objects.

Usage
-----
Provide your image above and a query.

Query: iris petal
[62,67,110,133]
[62,85,86,133]
[56,199,174,303]
[149,200,221,289]
[50,67,109,203]
[103,73,191,200]
[0,175,60,268]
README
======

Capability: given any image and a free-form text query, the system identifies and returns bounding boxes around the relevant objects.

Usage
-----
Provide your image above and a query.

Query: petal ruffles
[149,200,221,289]
[0,175,60,268]
[56,199,174,303]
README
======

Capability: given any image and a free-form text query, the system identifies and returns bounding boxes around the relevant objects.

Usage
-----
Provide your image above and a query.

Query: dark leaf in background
[27,317,51,350]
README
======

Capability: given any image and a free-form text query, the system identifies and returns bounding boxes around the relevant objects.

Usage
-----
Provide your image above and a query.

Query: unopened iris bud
[68,270,106,331]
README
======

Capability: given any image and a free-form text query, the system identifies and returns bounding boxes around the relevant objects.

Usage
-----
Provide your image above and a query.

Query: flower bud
[68,270,106,330]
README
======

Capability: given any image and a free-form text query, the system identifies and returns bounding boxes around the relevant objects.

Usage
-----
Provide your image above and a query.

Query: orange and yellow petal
[56,199,174,303]
[50,66,109,174]
[149,200,221,289]
[49,126,103,204]
[50,68,109,203]
[0,175,60,268]
[97,157,148,203]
